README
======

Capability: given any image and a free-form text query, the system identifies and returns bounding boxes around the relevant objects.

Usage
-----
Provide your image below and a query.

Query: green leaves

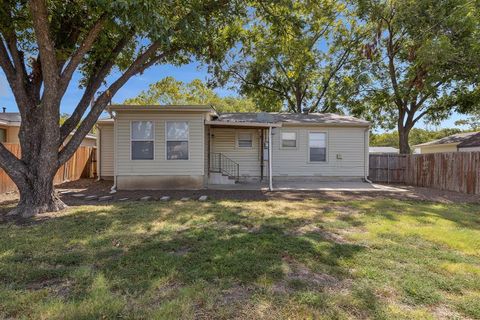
[124,77,261,112]
[213,0,361,113]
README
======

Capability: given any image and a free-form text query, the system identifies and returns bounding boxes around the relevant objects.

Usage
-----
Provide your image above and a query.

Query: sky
[0,60,471,132]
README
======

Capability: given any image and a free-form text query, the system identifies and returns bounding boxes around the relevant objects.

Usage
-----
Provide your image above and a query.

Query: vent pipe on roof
[2,107,5,113]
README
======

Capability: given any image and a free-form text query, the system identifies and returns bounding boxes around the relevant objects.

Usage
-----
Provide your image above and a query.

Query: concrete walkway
[207,181,407,192]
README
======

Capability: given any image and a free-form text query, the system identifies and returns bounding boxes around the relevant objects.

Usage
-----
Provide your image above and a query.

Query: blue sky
[0,61,469,132]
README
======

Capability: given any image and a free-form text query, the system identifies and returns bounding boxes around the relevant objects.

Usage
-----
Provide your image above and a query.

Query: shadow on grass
[0,201,364,293]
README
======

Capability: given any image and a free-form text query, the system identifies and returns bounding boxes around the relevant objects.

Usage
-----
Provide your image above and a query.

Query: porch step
[208,172,237,185]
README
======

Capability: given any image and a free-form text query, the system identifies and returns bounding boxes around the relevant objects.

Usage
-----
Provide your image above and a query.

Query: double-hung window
[131,121,154,160]
[309,132,327,162]
[166,121,189,160]
[237,132,253,148]
[281,132,297,148]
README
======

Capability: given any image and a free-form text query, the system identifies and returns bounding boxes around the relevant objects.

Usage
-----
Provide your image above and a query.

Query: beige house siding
[272,126,367,177]
[459,146,480,152]
[1,125,95,146]
[418,144,458,154]
[0,126,20,143]
[210,127,262,177]
[115,112,205,177]
[99,124,114,178]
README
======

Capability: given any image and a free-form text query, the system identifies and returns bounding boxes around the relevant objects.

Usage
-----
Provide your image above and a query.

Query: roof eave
[107,104,214,113]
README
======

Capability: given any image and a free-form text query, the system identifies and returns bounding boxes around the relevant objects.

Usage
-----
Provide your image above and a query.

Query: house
[369,146,399,154]
[96,105,371,190]
[414,131,480,154]
[0,111,97,147]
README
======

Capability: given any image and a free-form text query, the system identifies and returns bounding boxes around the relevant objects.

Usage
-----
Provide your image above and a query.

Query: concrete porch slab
[206,181,407,192]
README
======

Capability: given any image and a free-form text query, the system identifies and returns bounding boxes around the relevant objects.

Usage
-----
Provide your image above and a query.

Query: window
[309,132,326,162]
[281,132,296,148]
[131,121,154,160]
[166,121,189,160]
[237,132,253,148]
[0,128,6,143]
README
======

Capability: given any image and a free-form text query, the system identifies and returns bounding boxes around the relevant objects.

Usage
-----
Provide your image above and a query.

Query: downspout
[111,113,117,192]
[364,127,373,183]
[269,126,273,191]
[96,124,101,181]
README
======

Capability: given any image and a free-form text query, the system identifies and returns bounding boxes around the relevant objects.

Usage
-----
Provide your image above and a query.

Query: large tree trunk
[8,172,67,218]
[398,126,411,154]
[5,106,68,218]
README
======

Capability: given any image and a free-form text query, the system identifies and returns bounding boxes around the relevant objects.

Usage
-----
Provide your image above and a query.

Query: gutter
[111,114,117,192]
[364,127,373,184]
[95,124,101,181]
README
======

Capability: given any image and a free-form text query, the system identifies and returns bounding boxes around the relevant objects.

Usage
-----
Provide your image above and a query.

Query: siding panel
[272,126,366,177]
[100,124,114,177]
[116,112,205,176]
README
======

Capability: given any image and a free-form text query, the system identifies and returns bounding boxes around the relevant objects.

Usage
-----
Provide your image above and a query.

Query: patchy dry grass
[0,199,479,319]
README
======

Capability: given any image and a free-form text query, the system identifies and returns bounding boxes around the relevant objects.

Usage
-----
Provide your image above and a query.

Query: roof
[107,104,214,113]
[457,132,480,148]
[0,112,21,125]
[369,146,399,154]
[414,131,480,147]
[212,112,369,127]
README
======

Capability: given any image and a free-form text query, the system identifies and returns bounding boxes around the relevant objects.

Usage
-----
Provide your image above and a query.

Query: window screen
[281,132,296,148]
[131,121,154,160]
[237,132,253,148]
[309,133,326,162]
[166,121,189,160]
[0,128,6,143]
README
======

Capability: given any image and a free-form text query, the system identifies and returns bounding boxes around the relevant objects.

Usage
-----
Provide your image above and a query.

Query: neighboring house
[0,111,96,146]
[96,105,370,190]
[369,146,399,154]
[414,131,480,154]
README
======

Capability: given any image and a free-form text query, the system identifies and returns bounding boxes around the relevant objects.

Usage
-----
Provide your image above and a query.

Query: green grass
[0,199,479,319]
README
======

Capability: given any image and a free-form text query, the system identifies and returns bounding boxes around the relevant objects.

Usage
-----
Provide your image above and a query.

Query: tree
[370,127,464,148]
[124,77,262,112]
[348,0,480,153]
[213,0,361,113]
[0,0,243,217]
[455,111,480,131]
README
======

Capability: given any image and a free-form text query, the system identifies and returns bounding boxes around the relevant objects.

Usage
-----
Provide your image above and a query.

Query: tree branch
[59,29,135,142]
[0,36,15,80]
[58,41,167,164]
[59,14,108,95]
[29,0,59,91]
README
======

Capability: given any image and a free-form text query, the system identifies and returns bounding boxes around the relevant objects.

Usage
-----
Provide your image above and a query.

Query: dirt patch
[1,179,479,225]
[52,179,480,204]
[273,255,349,294]
[289,224,350,244]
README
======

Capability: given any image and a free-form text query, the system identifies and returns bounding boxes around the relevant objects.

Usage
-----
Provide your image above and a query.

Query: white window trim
[236,131,254,149]
[280,130,298,149]
[165,120,190,160]
[307,131,328,163]
[130,120,155,161]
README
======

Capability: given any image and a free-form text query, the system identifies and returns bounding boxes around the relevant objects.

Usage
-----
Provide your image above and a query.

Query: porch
[205,118,280,190]
[206,180,407,192]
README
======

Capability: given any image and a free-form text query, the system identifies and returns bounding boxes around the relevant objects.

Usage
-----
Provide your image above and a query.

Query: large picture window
[166,121,189,160]
[281,132,297,148]
[309,132,326,162]
[131,121,154,160]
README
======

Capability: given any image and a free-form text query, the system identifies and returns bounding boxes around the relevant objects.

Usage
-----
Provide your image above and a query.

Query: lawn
[0,198,479,319]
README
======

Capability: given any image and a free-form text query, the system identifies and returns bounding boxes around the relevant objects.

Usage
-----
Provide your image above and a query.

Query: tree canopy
[0,0,244,216]
[345,0,480,153]
[124,77,261,112]
[212,0,361,113]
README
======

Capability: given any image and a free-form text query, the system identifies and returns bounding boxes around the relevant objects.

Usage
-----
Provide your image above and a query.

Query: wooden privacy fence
[0,143,96,193]
[369,152,480,194]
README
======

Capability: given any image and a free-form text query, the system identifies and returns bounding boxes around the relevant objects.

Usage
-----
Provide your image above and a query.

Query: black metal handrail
[210,153,239,181]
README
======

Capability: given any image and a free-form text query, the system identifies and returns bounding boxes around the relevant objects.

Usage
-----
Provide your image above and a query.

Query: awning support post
[269,126,273,191]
